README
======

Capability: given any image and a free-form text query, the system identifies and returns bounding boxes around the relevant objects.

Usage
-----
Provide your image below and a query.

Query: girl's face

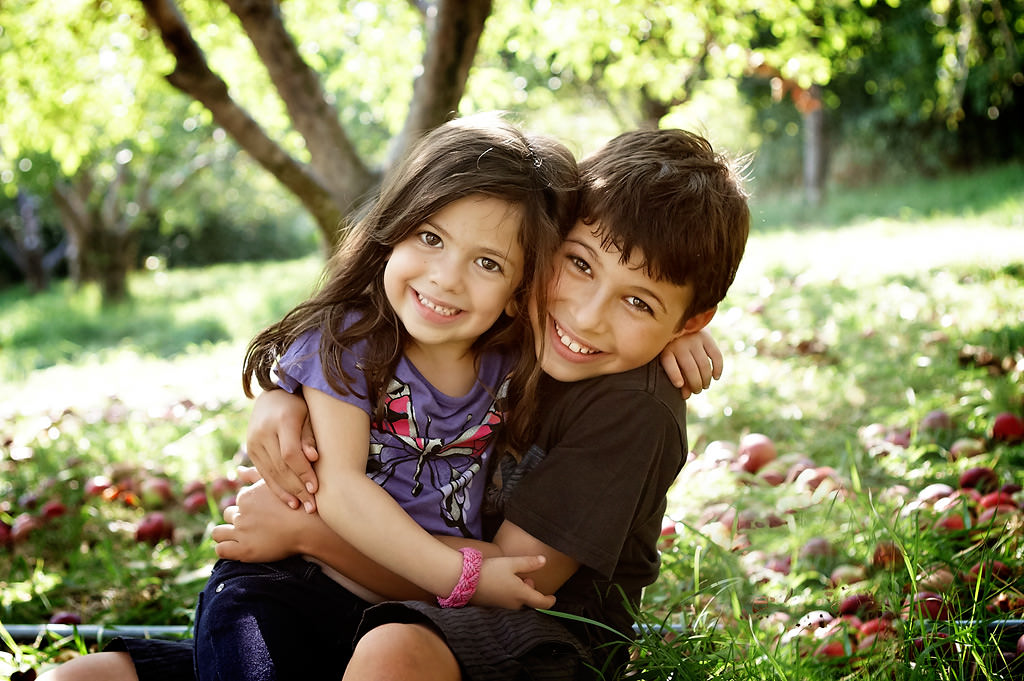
[384,194,525,359]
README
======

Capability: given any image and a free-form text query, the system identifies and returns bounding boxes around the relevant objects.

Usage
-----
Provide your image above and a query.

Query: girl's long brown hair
[243,113,579,457]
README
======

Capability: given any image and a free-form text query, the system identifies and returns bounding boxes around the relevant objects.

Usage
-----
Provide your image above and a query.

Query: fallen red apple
[84,475,113,497]
[0,520,12,546]
[968,560,1014,583]
[49,611,83,625]
[917,483,955,504]
[658,517,679,550]
[737,433,777,474]
[959,466,1000,494]
[838,593,879,618]
[813,640,848,658]
[904,591,949,620]
[872,540,902,570]
[830,564,867,587]
[949,437,985,460]
[139,477,175,508]
[979,491,1017,509]
[859,616,897,638]
[210,476,239,498]
[183,490,210,514]
[40,500,67,520]
[1017,632,1024,656]
[10,513,41,543]
[135,512,175,545]
[933,512,966,532]
[976,504,1018,526]
[991,412,1024,443]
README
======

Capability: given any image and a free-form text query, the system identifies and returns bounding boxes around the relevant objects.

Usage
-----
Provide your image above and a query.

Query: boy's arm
[305,387,554,610]
[246,389,320,512]
[659,328,723,399]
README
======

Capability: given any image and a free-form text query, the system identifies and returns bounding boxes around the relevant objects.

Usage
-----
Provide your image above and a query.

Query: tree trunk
[138,0,491,253]
[52,168,140,307]
[802,85,826,207]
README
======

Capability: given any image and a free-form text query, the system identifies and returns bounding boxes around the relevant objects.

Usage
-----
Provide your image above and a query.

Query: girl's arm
[305,387,554,610]
[659,328,723,399]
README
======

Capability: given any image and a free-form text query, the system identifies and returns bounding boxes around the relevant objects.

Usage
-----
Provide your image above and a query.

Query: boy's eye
[626,296,654,315]
[476,257,503,273]
[418,231,443,247]
[567,255,591,274]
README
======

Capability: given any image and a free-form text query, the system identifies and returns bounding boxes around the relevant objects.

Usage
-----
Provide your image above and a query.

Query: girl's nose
[430,257,463,293]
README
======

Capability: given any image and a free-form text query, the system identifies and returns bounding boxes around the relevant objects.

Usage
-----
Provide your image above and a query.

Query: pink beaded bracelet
[437,547,482,608]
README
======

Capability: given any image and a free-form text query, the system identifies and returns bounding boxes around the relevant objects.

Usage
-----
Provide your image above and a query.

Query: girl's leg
[344,623,460,681]
[37,651,139,681]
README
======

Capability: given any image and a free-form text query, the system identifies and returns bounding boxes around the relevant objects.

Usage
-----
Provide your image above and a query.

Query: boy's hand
[246,389,320,513]
[213,480,313,562]
[659,328,723,399]
[470,555,556,610]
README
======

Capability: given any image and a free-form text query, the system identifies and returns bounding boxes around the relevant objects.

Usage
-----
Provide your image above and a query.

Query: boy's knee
[351,623,458,681]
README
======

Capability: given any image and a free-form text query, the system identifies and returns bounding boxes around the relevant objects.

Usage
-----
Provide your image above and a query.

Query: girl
[38,112,580,681]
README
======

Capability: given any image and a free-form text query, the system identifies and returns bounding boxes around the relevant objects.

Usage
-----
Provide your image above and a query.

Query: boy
[39,128,748,681]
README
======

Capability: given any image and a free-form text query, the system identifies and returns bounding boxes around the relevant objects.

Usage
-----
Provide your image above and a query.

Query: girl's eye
[567,255,591,274]
[476,257,503,273]
[419,231,442,247]
[626,296,654,315]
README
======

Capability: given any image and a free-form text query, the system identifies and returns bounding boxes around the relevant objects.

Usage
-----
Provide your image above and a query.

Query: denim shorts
[107,557,370,681]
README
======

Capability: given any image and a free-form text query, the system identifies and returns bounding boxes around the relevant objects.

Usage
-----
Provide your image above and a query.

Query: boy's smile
[534,221,699,383]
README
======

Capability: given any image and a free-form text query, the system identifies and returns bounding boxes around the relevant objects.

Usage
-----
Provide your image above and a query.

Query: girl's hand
[246,389,321,513]
[212,480,313,562]
[659,328,723,399]
[470,555,556,610]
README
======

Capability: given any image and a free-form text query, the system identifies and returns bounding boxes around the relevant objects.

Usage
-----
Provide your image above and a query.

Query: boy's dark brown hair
[577,128,750,324]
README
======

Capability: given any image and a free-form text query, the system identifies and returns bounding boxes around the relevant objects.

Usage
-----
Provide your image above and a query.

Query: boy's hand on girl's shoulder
[247,389,321,513]
[660,328,724,399]
[471,555,556,610]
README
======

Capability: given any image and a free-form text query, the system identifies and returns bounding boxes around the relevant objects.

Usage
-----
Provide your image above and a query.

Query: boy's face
[532,221,695,383]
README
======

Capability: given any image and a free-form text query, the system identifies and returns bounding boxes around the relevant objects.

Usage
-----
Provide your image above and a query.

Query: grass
[2,161,1024,678]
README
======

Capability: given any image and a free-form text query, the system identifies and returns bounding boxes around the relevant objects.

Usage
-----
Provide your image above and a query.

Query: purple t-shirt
[275,326,510,539]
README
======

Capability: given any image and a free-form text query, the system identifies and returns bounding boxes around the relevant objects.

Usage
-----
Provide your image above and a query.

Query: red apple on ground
[917,483,955,503]
[40,500,67,520]
[49,611,82,625]
[210,476,239,499]
[838,593,879,618]
[992,412,1024,443]
[135,512,175,545]
[959,466,999,494]
[183,490,210,514]
[904,592,949,620]
[813,640,848,658]
[139,477,175,508]
[872,540,902,570]
[933,512,966,532]
[10,513,41,543]
[84,475,113,497]
[659,516,679,550]
[949,437,985,460]
[737,433,777,474]
[979,491,1017,509]
[830,564,867,587]
[0,520,12,546]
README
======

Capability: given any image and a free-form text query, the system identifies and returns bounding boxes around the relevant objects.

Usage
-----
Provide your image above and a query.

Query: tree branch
[223,0,374,201]
[138,0,345,247]
[388,0,492,165]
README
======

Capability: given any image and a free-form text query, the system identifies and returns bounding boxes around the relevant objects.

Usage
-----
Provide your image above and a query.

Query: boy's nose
[572,294,608,333]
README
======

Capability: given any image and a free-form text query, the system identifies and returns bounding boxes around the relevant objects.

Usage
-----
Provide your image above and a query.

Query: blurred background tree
[1,0,1020,304]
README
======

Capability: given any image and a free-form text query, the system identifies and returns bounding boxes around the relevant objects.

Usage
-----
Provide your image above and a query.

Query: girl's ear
[504,298,519,317]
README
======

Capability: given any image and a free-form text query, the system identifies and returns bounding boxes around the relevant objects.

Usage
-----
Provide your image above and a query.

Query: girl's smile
[385,194,524,361]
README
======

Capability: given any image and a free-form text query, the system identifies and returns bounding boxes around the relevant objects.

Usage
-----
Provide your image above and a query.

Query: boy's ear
[675,306,717,337]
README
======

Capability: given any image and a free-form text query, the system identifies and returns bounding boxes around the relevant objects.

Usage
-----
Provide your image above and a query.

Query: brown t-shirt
[499,359,688,641]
